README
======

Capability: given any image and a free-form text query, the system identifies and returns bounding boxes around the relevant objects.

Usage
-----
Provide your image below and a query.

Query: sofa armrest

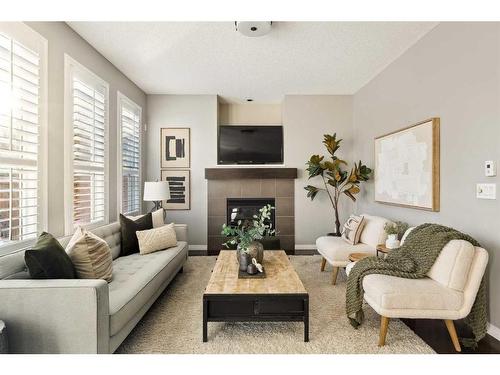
[0,279,109,353]
[174,224,188,242]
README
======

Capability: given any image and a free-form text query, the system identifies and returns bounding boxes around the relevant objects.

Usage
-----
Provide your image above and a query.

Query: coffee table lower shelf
[202,293,309,342]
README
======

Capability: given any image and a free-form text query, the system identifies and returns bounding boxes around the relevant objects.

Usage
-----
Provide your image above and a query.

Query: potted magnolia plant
[305,134,372,236]
[384,221,409,249]
[221,204,275,271]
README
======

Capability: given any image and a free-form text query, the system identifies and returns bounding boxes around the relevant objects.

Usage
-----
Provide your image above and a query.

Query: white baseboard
[295,244,316,250]
[189,245,207,251]
[487,322,500,341]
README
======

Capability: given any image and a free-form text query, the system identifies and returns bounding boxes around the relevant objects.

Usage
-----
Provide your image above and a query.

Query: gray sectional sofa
[0,222,189,353]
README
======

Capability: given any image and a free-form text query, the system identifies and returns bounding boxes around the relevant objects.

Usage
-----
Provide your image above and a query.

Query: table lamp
[143,181,170,212]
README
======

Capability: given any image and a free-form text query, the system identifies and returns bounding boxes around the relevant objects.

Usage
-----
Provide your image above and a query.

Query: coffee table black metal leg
[203,298,208,342]
[304,297,309,342]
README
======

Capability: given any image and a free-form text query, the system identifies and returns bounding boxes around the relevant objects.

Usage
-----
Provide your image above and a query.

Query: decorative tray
[238,267,266,279]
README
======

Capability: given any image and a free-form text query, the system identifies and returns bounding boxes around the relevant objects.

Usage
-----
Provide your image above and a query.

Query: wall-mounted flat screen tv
[218,125,283,164]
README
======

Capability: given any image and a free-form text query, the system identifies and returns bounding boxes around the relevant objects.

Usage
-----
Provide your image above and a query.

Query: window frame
[117,91,142,217]
[64,54,110,235]
[0,22,48,255]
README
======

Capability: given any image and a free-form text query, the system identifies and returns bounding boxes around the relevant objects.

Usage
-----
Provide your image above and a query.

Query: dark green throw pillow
[24,232,76,279]
[119,213,153,256]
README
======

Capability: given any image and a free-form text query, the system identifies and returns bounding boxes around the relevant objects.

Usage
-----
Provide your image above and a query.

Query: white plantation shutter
[66,57,108,230]
[0,31,43,246]
[119,95,141,215]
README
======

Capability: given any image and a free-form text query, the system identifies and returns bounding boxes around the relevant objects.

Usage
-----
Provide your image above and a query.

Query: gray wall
[353,23,500,327]
[145,95,218,246]
[283,95,354,245]
[25,22,147,237]
[145,94,353,248]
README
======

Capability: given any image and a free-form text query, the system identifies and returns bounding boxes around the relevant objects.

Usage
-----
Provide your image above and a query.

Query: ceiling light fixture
[235,22,272,37]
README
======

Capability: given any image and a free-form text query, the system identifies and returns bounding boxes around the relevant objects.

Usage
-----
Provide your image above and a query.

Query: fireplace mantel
[205,168,297,180]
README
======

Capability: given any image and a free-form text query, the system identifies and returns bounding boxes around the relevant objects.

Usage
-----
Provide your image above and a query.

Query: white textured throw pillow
[66,226,113,282]
[151,209,164,228]
[136,223,177,255]
[341,215,365,245]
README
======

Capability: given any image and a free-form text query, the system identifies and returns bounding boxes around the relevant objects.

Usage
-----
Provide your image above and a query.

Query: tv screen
[218,125,283,164]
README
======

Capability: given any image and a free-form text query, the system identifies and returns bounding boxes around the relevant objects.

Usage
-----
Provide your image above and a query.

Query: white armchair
[362,229,488,352]
[316,214,391,284]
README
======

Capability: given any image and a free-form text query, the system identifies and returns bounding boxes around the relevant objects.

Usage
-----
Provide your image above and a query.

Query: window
[0,23,47,251]
[118,93,142,216]
[64,55,109,233]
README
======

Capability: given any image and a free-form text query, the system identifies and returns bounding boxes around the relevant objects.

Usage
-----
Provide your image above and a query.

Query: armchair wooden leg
[331,267,339,285]
[444,319,462,352]
[378,316,389,346]
[320,257,326,272]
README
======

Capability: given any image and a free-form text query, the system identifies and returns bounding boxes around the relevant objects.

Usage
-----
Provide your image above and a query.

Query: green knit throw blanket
[346,223,487,349]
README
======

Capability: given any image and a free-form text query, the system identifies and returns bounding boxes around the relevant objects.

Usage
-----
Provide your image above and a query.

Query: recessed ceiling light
[235,22,272,37]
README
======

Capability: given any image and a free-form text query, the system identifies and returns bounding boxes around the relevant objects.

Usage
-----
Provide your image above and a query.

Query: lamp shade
[143,181,170,201]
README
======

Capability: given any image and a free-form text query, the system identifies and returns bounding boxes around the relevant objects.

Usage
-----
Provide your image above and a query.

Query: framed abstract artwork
[160,169,191,210]
[160,128,190,168]
[374,118,440,211]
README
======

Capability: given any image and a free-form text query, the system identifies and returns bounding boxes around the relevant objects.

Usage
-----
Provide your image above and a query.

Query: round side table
[348,252,371,262]
[376,244,391,257]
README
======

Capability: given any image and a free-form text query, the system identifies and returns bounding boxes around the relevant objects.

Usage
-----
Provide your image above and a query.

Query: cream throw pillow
[341,215,365,245]
[151,209,165,228]
[127,209,164,228]
[66,227,113,282]
[136,223,177,255]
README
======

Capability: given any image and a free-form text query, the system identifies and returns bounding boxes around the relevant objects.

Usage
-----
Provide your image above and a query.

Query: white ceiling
[68,22,437,103]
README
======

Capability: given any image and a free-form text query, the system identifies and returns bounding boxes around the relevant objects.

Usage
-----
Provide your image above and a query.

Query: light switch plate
[485,161,496,177]
[476,183,496,199]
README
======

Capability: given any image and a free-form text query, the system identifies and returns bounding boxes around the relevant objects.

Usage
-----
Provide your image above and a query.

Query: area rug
[116,255,435,354]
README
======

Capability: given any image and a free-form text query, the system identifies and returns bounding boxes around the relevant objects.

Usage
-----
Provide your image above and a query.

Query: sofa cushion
[0,250,26,279]
[359,214,391,247]
[363,274,463,311]
[427,240,475,291]
[316,236,375,264]
[108,241,188,336]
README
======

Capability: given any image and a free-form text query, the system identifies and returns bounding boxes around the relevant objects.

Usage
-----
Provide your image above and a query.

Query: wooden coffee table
[203,250,309,342]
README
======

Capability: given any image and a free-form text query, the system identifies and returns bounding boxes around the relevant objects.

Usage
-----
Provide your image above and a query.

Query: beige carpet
[116,255,435,354]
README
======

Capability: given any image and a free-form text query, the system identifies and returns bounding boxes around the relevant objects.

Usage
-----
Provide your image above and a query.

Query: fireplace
[226,198,275,228]
[205,168,297,255]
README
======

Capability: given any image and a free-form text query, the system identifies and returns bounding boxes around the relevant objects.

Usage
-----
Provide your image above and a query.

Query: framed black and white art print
[160,169,191,210]
[160,128,190,168]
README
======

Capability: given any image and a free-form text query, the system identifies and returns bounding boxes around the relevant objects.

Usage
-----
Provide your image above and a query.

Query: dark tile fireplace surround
[205,168,297,255]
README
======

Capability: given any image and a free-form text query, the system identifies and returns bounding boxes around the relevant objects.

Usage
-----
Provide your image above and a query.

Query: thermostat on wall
[485,161,496,177]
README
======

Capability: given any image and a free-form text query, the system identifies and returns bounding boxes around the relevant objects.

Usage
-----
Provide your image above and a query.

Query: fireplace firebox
[226,198,275,229]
